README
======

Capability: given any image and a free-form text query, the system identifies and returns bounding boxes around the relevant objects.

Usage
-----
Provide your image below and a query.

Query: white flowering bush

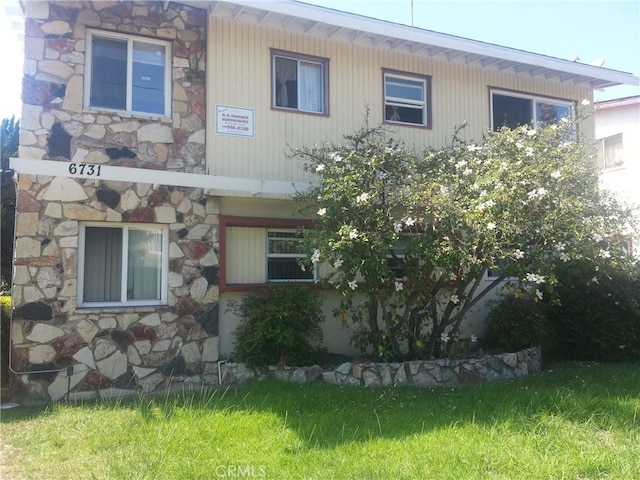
[293,118,637,360]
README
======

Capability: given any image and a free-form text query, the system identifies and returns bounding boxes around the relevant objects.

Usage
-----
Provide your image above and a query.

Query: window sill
[76,304,169,314]
[382,120,431,130]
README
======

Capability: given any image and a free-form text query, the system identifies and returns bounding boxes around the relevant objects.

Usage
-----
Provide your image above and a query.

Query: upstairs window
[491,90,573,130]
[273,51,328,114]
[85,30,171,116]
[384,70,431,127]
[78,223,168,307]
[267,230,315,282]
[597,133,624,171]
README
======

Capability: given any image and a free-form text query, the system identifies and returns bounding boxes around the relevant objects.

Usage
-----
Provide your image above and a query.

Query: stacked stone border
[53,347,541,402]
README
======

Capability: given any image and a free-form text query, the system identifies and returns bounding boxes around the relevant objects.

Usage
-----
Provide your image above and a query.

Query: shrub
[229,285,324,367]
[1,295,11,386]
[485,294,550,352]
[545,260,640,362]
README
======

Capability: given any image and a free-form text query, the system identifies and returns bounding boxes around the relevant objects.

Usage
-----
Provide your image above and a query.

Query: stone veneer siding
[20,0,206,173]
[12,175,220,400]
[12,1,215,401]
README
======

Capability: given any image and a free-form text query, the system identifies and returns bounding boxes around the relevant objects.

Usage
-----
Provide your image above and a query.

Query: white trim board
[9,158,312,197]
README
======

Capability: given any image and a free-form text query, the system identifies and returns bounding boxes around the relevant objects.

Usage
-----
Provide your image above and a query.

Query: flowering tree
[293,113,637,360]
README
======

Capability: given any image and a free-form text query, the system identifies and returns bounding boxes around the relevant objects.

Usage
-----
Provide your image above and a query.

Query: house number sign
[68,163,102,177]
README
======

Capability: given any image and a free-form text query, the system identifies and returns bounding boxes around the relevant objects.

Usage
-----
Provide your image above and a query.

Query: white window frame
[266,229,316,282]
[84,29,172,117]
[272,51,328,114]
[383,71,429,127]
[597,133,624,171]
[78,222,169,308]
[490,89,574,130]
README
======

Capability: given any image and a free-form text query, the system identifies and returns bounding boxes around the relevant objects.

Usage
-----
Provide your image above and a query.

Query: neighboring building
[595,96,640,256]
[9,0,639,400]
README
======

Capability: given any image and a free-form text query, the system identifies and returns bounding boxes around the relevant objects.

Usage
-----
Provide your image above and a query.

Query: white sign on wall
[216,105,254,137]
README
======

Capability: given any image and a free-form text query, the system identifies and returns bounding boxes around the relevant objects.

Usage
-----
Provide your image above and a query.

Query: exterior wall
[20,0,206,173]
[206,16,593,184]
[11,1,217,401]
[595,99,640,236]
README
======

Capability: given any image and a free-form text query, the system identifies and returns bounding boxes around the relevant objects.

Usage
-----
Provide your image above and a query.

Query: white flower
[349,229,359,240]
[440,332,450,343]
[516,142,524,149]
[591,276,599,284]
[581,98,591,106]
[592,233,604,243]
[394,281,404,292]
[405,217,416,227]
[329,152,343,162]
[550,170,562,179]
[559,252,570,262]
[535,289,544,300]
[467,144,482,152]
[555,242,566,252]
[393,222,403,233]
[512,249,525,260]
[471,334,478,343]
[455,160,468,169]
[450,294,460,305]
[525,147,534,156]
[462,168,473,176]
[526,273,546,284]
[317,207,327,216]
[348,280,358,290]
[599,249,611,259]
[356,192,369,204]
[526,129,537,136]
[527,188,547,201]
[487,222,496,231]
[311,249,321,264]
[449,272,458,281]
[333,258,343,268]
[315,164,325,172]
[300,264,306,272]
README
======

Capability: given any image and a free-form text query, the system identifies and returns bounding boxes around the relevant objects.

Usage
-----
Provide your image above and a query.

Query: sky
[0,0,638,120]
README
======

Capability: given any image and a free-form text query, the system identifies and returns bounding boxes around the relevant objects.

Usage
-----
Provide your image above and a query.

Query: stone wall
[47,347,541,402]
[11,174,220,401]
[11,1,213,401]
[217,347,541,387]
[20,0,206,173]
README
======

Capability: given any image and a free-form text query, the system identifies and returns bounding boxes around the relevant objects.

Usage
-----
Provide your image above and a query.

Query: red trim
[218,215,315,293]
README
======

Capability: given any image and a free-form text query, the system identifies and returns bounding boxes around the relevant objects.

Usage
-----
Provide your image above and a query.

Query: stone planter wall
[218,347,542,388]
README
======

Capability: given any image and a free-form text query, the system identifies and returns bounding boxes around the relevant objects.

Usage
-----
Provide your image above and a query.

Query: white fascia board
[9,158,312,197]
[224,0,638,87]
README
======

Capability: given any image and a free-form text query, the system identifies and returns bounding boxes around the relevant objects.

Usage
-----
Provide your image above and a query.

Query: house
[594,95,640,256]
[8,0,638,400]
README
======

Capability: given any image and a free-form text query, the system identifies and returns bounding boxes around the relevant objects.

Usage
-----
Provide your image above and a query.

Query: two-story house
[8,0,638,400]
[595,95,640,256]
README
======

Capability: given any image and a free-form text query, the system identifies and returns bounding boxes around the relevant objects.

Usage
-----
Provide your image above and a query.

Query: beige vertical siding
[226,226,266,283]
[207,16,592,183]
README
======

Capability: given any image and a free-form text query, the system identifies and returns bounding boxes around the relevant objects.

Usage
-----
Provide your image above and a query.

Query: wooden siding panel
[226,226,265,284]
[206,17,593,183]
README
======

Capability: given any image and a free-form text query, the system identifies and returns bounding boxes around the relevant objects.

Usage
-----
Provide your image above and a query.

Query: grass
[1,362,639,480]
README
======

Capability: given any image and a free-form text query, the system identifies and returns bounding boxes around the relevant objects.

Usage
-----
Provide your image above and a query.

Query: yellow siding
[207,16,592,184]
[226,226,266,283]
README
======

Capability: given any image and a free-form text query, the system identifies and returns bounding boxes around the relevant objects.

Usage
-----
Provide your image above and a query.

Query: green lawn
[1,362,639,480]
